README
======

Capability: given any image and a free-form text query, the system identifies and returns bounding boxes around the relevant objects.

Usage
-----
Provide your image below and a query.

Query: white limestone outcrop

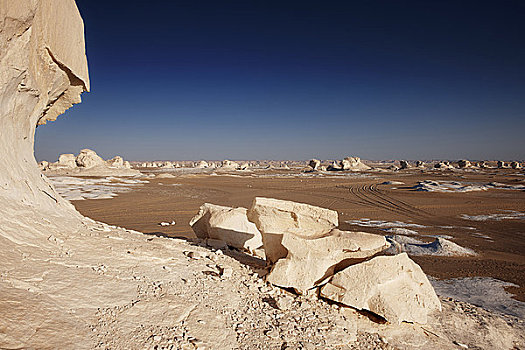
[320,253,442,324]
[247,197,339,264]
[190,203,263,253]
[267,229,388,294]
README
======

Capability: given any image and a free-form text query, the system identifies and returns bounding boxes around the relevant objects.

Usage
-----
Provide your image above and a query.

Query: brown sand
[73,168,525,301]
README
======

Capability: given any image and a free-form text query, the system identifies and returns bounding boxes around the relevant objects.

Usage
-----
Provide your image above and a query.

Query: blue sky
[35,0,525,161]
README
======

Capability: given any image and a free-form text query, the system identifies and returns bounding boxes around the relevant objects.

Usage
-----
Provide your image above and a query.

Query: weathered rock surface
[221,159,239,169]
[497,160,506,168]
[195,160,209,168]
[321,253,442,324]
[267,229,388,294]
[107,155,124,167]
[434,161,453,169]
[399,160,410,169]
[76,148,105,168]
[309,159,321,170]
[340,156,371,171]
[457,159,471,168]
[58,153,77,168]
[190,203,263,253]
[511,161,521,169]
[415,160,425,168]
[247,197,339,263]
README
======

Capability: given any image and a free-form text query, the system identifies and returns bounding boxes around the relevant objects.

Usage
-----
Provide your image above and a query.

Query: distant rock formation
[497,161,506,168]
[457,159,472,168]
[399,160,410,169]
[434,161,454,169]
[510,161,521,169]
[221,159,240,169]
[415,160,425,168]
[326,156,370,171]
[309,159,321,170]
[43,149,139,176]
[195,160,209,168]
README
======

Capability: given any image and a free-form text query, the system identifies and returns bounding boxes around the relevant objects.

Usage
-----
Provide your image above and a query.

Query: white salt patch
[386,236,476,257]
[49,175,146,201]
[380,181,405,185]
[410,180,489,192]
[471,232,492,240]
[346,218,426,228]
[382,227,419,235]
[430,277,525,319]
[488,182,525,190]
[460,211,525,221]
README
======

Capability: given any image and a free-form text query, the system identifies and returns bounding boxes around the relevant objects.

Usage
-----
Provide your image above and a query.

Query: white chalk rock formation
[190,203,263,253]
[195,160,209,168]
[57,153,77,168]
[327,160,342,170]
[309,159,321,170]
[415,160,425,168]
[434,161,453,169]
[268,229,388,294]
[478,161,487,168]
[76,148,105,168]
[339,156,371,171]
[161,161,174,168]
[399,160,410,169]
[320,253,441,324]
[107,156,124,168]
[247,197,339,264]
[510,161,521,169]
[221,159,239,169]
[0,0,90,225]
[497,161,506,168]
[457,159,471,168]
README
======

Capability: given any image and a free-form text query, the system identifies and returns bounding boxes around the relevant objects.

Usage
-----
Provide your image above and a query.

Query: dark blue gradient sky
[35,1,525,161]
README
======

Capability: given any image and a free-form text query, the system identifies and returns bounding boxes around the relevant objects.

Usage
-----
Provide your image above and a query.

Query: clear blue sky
[35,0,525,161]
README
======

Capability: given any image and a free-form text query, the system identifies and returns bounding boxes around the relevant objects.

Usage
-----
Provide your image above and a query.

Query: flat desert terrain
[71,165,525,303]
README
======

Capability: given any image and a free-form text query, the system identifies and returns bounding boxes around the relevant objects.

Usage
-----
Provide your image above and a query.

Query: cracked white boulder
[190,203,263,253]
[320,253,441,324]
[247,197,339,263]
[76,148,105,168]
[267,229,388,294]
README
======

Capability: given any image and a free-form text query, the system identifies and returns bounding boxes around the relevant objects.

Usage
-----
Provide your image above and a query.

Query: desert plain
[69,162,525,304]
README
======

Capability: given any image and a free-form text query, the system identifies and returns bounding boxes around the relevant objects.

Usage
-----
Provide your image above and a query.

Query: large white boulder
[106,156,124,168]
[340,157,371,171]
[320,253,441,324]
[247,197,339,263]
[57,153,77,168]
[267,229,388,294]
[190,203,263,253]
[75,149,105,168]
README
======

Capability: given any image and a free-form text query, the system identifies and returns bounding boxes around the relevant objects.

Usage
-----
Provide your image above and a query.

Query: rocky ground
[2,212,524,349]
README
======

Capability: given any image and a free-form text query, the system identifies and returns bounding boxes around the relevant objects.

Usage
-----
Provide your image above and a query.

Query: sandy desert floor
[70,166,525,306]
